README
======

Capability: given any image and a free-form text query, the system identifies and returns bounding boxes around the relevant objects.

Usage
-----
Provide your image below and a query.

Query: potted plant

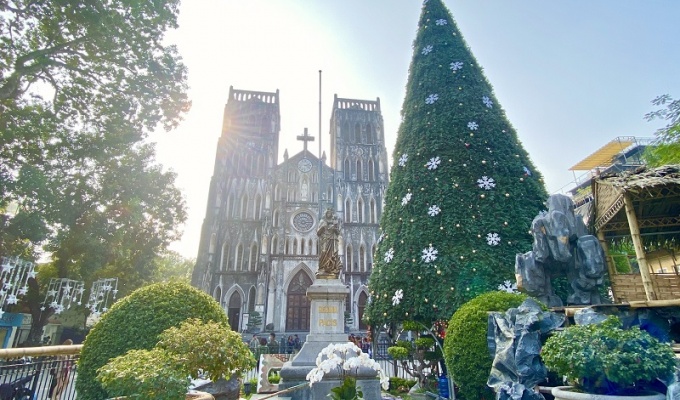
[541,316,676,399]
[306,342,389,400]
[97,318,255,400]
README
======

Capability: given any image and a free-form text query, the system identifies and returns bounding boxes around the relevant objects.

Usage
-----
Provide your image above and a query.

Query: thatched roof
[593,165,680,246]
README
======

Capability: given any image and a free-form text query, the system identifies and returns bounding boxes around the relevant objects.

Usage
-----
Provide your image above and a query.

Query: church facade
[191,87,388,333]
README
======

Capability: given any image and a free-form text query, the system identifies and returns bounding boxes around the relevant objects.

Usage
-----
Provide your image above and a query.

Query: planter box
[552,386,664,400]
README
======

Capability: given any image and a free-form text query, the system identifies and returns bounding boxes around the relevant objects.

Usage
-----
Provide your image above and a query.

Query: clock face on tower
[297,158,313,173]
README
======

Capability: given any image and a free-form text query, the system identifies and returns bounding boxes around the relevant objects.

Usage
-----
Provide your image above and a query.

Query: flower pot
[551,386,664,400]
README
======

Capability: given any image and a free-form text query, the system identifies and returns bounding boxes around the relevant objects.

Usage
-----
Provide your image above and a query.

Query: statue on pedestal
[317,208,343,279]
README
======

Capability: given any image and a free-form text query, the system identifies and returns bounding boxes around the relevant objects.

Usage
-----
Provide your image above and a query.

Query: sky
[149,0,680,259]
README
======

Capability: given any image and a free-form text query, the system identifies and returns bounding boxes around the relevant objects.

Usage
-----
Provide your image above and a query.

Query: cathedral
[191,86,388,333]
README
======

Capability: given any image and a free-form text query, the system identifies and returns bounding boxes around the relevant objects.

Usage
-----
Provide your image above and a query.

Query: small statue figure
[317,208,343,278]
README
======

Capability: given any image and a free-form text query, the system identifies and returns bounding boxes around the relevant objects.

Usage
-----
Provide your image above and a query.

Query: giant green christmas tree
[365,0,548,326]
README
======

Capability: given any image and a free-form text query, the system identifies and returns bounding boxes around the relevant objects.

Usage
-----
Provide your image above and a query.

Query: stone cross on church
[297,128,314,152]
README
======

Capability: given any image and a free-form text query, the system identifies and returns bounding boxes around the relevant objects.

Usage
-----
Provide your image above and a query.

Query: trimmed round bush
[76,281,228,400]
[443,291,527,400]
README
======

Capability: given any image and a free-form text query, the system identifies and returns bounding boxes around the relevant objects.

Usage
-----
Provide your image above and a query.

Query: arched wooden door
[286,271,312,331]
[228,292,241,332]
[357,291,368,330]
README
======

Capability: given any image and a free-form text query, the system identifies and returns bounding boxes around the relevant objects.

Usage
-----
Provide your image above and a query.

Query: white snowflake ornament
[498,280,519,293]
[378,233,385,243]
[426,156,441,170]
[421,45,433,55]
[523,166,532,176]
[384,248,395,263]
[421,245,438,263]
[467,121,479,130]
[450,61,463,71]
[435,19,448,25]
[486,233,501,246]
[482,96,493,108]
[398,153,408,167]
[425,94,439,105]
[477,176,496,190]
[6,294,18,305]
[392,289,404,306]
[428,205,441,216]
[401,192,413,206]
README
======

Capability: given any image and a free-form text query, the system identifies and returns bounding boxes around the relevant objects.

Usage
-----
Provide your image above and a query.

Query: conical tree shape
[365,0,547,326]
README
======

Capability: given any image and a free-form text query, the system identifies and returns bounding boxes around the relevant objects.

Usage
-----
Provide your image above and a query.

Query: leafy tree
[365,0,547,327]
[152,250,195,284]
[644,94,680,166]
[0,0,190,343]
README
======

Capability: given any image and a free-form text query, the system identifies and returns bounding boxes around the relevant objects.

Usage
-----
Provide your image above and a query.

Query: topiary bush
[77,281,228,400]
[443,291,528,400]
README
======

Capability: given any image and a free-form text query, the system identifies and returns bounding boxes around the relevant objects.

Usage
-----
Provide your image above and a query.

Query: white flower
[450,61,463,71]
[498,280,519,293]
[486,232,501,246]
[421,45,433,55]
[428,205,441,216]
[467,121,479,130]
[307,343,386,388]
[482,95,493,108]
[435,19,448,25]
[425,94,439,104]
[384,248,395,263]
[392,289,403,306]
[398,153,408,167]
[421,245,438,263]
[426,156,441,170]
[401,192,412,206]
[477,176,496,190]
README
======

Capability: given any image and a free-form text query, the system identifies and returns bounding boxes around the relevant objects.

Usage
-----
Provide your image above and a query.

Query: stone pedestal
[279,279,380,400]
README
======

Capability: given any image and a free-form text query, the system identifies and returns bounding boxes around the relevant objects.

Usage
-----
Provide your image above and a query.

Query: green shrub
[541,316,677,395]
[443,291,528,400]
[158,318,255,381]
[77,281,228,400]
[388,377,417,394]
[97,348,188,400]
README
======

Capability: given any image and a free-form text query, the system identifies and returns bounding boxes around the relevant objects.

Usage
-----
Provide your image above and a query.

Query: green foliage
[158,318,255,381]
[541,316,677,395]
[388,377,417,394]
[152,251,195,284]
[414,337,435,349]
[76,281,228,400]
[329,377,362,400]
[0,0,189,344]
[387,346,410,360]
[97,348,189,400]
[365,0,547,327]
[246,310,263,332]
[644,94,680,166]
[444,291,528,400]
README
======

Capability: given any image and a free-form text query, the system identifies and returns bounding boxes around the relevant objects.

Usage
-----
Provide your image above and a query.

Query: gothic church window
[221,243,230,271]
[358,198,364,223]
[293,239,298,255]
[273,210,279,227]
[241,194,248,219]
[308,239,313,255]
[236,244,244,271]
[248,287,256,313]
[360,246,366,272]
[272,236,278,254]
[209,233,216,255]
[356,160,362,181]
[346,245,353,272]
[249,244,258,271]
[255,194,262,219]
[344,159,350,181]
[366,123,374,144]
[368,159,375,181]
[353,123,360,143]
[370,199,377,224]
[345,199,351,223]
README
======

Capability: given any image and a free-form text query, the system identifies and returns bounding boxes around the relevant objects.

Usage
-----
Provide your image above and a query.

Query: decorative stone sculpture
[515,194,606,307]
[316,208,343,278]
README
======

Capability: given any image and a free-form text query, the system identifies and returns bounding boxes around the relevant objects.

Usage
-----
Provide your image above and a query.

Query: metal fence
[0,355,78,400]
